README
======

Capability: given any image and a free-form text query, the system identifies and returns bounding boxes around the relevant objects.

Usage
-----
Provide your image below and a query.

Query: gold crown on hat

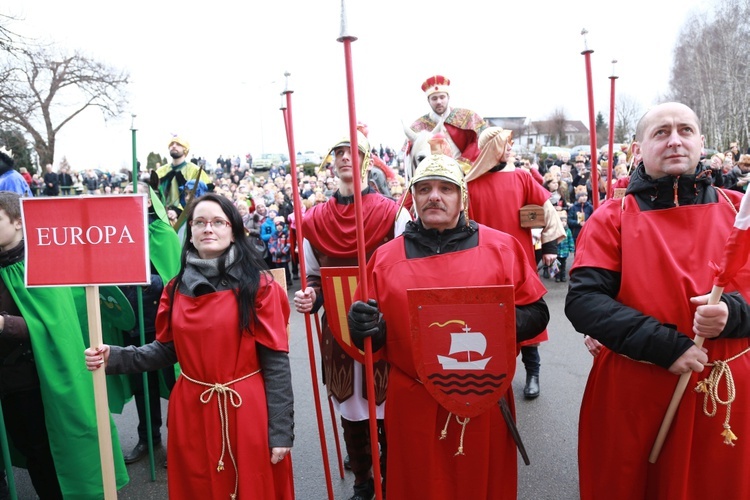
[421,75,450,96]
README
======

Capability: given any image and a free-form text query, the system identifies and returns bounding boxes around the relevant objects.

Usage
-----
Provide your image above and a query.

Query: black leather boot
[524,374,540,399]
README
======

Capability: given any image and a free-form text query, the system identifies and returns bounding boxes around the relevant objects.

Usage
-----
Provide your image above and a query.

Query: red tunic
[574,192,750,499]
[361,226,547,500]
[155,275,294,500]
[468,169,551,345]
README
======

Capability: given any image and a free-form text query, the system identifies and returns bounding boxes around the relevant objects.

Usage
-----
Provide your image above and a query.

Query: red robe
[573,191,750,499]
[468,169,551,345]
[360,226,547,500]
[155,275,294,499]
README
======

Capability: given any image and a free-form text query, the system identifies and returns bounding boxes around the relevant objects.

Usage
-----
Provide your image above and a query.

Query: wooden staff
[649,286,722,463]
[338,2,383,498]
[87,286,117,498]
[280,79,335,500]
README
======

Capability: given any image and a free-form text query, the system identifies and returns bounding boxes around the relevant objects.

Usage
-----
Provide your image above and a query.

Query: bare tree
[615,94,641,143]
[0,47,129,166]
[0,13,22,52]
[670,0,750,149]
[548,107,567,146]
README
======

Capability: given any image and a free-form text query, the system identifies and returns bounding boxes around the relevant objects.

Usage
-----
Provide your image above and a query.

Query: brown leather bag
[519,204,546,228]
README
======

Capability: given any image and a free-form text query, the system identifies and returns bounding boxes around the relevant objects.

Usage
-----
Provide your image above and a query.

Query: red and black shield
[408,286,516,419]
[321,266,368,364]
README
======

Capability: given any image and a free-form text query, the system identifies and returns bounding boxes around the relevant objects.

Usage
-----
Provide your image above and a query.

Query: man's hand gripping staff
[348,299,386,352]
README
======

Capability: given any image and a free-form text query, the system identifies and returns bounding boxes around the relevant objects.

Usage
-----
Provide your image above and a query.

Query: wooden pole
[648,285,724,463]
[86,286,117,498]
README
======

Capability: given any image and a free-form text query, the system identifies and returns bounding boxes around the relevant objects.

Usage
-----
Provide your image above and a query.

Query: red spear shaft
[581,29,599,210]
[338,2,383,498]
[280,82,335,500]
[606,61,618,200]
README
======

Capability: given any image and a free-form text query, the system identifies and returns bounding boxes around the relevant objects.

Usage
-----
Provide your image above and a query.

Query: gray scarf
[180,245,239,296]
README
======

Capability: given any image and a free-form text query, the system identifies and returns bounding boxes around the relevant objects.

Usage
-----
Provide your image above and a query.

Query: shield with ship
[408,286,516,418]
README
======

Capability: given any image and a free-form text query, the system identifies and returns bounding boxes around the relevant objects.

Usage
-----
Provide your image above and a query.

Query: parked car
[569,145,591,159]
[253,153,288,171]
[541,146,572,158]
[296,151,323,166]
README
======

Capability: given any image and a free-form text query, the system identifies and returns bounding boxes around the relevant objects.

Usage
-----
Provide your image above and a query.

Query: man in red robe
[567,102,750,499]
[409,75,487,173]
[467,127,565,399]
[348,153,549,499]
[294,133,411,500]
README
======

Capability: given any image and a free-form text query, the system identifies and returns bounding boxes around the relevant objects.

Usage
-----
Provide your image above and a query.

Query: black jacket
[565,164,750,368]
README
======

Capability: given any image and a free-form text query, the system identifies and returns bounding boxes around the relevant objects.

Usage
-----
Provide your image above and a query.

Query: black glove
[348,299,386,352]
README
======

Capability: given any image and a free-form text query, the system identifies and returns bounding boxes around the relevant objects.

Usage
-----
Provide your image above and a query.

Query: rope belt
[694,346,750,446]
[181,369,261,500]
[439,412,471,456]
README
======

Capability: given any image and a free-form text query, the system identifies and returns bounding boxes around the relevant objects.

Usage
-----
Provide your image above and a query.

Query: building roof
[530,120,589,135]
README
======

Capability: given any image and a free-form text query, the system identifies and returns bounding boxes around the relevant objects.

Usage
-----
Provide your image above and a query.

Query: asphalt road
[10,269,591,500]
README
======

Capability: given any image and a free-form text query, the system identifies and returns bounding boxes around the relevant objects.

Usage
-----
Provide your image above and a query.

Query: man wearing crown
[409,75,487,173]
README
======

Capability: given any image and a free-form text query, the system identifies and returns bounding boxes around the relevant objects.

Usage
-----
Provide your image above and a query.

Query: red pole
[582,31,599,210]
[606,60,618,200]
[315,313,346,479]
[338,2,383,497]
[280,84,335,500]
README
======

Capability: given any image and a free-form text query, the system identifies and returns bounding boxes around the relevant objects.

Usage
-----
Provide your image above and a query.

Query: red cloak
[360,226,547,500]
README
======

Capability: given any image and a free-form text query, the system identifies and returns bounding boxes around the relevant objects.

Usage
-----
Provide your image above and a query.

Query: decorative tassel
[722,426,738,446]
[217,460,225,472]
[694,379,710,394]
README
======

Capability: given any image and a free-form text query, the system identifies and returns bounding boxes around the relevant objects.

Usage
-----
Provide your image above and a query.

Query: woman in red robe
[86,193,294,499]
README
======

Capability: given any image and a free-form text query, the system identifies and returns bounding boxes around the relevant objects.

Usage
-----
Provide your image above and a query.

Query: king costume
[409,75,487,170]
[567,165,750,499]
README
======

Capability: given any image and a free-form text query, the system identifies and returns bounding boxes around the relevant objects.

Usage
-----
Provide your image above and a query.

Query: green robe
[0,262,129,497]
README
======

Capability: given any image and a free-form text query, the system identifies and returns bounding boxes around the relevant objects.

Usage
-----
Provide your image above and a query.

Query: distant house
[525,120,589,149]
[484,117,589,152]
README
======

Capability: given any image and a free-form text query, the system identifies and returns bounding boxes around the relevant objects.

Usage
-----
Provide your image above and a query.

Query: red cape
[302,191,399,258]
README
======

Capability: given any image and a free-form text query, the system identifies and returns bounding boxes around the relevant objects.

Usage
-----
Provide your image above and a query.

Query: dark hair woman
[85,192,294,500]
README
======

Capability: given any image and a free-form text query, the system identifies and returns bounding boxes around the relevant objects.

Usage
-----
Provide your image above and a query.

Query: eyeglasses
[189,218,231,230]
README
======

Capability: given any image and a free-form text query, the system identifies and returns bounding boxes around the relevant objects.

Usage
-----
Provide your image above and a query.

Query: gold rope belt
[694,346,750,446]
[439,412,470,456]
[181,369,261,500]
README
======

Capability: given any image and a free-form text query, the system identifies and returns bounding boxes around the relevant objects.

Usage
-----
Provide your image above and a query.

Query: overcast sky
[3,0,709,171]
